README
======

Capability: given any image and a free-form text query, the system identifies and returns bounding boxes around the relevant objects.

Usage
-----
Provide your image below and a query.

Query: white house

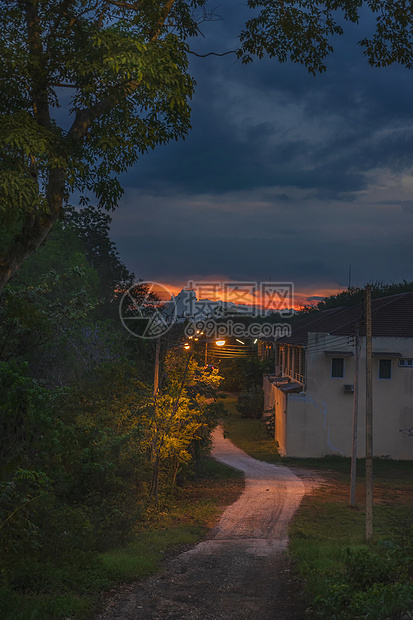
[263,293,413,459]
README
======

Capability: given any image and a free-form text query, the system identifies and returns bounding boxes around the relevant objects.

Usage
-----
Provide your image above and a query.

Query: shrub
[344,547,399,589]
[313,546,413,619]
[236,385,264,419]
[263,407,275,436]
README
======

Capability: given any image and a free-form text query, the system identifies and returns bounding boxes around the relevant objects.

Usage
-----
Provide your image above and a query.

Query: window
[331,358,344,378]
[379,359,392,379]
[399,359,413,367]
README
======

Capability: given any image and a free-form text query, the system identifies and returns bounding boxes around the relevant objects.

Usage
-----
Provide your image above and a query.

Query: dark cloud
[113,227,413,292]
[401,201,413,214]
[111,1,413,293]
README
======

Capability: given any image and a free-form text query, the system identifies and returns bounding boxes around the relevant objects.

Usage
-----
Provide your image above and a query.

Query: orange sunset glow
[157,279,339,312]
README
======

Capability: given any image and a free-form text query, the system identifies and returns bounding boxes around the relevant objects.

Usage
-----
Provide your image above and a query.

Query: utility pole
[153,337,161,396]
[365,285,373,541]
[350,323,360,507]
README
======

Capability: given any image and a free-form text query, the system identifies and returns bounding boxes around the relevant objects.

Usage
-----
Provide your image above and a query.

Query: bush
[263,407,275,436]
[313,546,413,619]
[345,547,399,589]
[219,357,273,392]
[236,385,264,419]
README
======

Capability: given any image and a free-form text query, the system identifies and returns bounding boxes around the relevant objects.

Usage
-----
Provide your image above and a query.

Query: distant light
[188,336,193,339]
[196,330,200,334]
[254,339,258,344]
[194,337,199,341]
[184,344,190,350]
[236,339,245,345]
[216,340,226,346]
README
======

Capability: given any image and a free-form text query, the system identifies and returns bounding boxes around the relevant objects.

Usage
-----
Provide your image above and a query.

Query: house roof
[278,292,413,346]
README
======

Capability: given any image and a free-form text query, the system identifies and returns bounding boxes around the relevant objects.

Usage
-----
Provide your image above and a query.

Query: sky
[109,2,413,309]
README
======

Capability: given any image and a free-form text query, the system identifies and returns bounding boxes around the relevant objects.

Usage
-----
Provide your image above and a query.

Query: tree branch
[188,49,239,58]
[149,0,177,41]
[52,82,77,88]
[67,0,178,140]
[106,0,142,9]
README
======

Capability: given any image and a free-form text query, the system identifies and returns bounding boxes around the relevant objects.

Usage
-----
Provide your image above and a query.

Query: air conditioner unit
[343,384,354,393]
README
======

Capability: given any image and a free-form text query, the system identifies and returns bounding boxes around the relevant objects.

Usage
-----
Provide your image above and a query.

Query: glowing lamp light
[236,339,245,345]
[215,340,226,347]
[253,339,258,344]
[184,344,190,350]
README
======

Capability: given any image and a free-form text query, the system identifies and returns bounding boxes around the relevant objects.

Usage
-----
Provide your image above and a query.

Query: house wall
[263,375,287,456]
[284,333,413,459]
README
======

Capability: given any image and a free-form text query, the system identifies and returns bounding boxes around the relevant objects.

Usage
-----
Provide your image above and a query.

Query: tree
[296,280,413,315]
[0,0,203,292]
[3,1,413,294]
[0,221,99,368]
[142,349,222,500]
[239,1,413,75]
[64,205,135,318]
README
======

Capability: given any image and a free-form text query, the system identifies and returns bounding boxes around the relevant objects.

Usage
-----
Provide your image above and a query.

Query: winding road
[96,427,317,620]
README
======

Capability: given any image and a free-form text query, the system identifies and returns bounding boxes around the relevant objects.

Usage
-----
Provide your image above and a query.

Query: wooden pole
[365,285,373,541]
[153,337,161,396]
[350,323,360,507]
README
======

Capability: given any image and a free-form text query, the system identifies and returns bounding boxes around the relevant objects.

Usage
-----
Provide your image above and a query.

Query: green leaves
[239,0,348,74]
[0,1,199,288]
[359,1,413,68]
[239,1,413,74]
[0,112,64,218]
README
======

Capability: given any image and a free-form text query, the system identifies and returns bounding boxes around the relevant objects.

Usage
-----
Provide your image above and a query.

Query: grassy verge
[221,398,413,619]
[1,457,243,620]
[100,457,243,582]
[221,393,281,463]
[291,467,413,619]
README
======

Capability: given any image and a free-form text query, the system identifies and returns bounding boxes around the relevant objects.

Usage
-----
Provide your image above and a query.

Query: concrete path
[96,426,316,620]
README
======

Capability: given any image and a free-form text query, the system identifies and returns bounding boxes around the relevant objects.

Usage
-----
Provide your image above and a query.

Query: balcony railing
[282,367,306,387]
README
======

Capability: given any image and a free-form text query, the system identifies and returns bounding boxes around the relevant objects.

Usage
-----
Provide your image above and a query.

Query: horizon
[136,279,343,312]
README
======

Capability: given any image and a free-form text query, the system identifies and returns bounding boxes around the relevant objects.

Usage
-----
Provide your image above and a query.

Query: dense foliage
[0,210,222,618]
[0,0,201,291]
[218,357,273,392]
[297,280,413,316]
[236,384,265,419]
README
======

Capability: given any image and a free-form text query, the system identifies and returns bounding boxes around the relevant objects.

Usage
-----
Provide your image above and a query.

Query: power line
[305,340,355,353]
[287,337,355,353]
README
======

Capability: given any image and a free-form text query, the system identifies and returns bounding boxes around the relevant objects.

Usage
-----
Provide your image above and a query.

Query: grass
[100,457,244,584]
[290,473,413,617]
[221,393,281,463]
[0,589,94,620]
[100,526,204,581]
[1,457,243,620]
[220,394,413,618]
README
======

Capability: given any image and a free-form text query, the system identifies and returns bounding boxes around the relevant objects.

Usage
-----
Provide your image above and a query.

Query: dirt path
[96,427,320,620]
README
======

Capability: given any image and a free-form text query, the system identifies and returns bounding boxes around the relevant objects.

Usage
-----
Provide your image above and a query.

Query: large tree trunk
[0,168,65,294]
[0,0,181,295]
[0,1,64,295]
